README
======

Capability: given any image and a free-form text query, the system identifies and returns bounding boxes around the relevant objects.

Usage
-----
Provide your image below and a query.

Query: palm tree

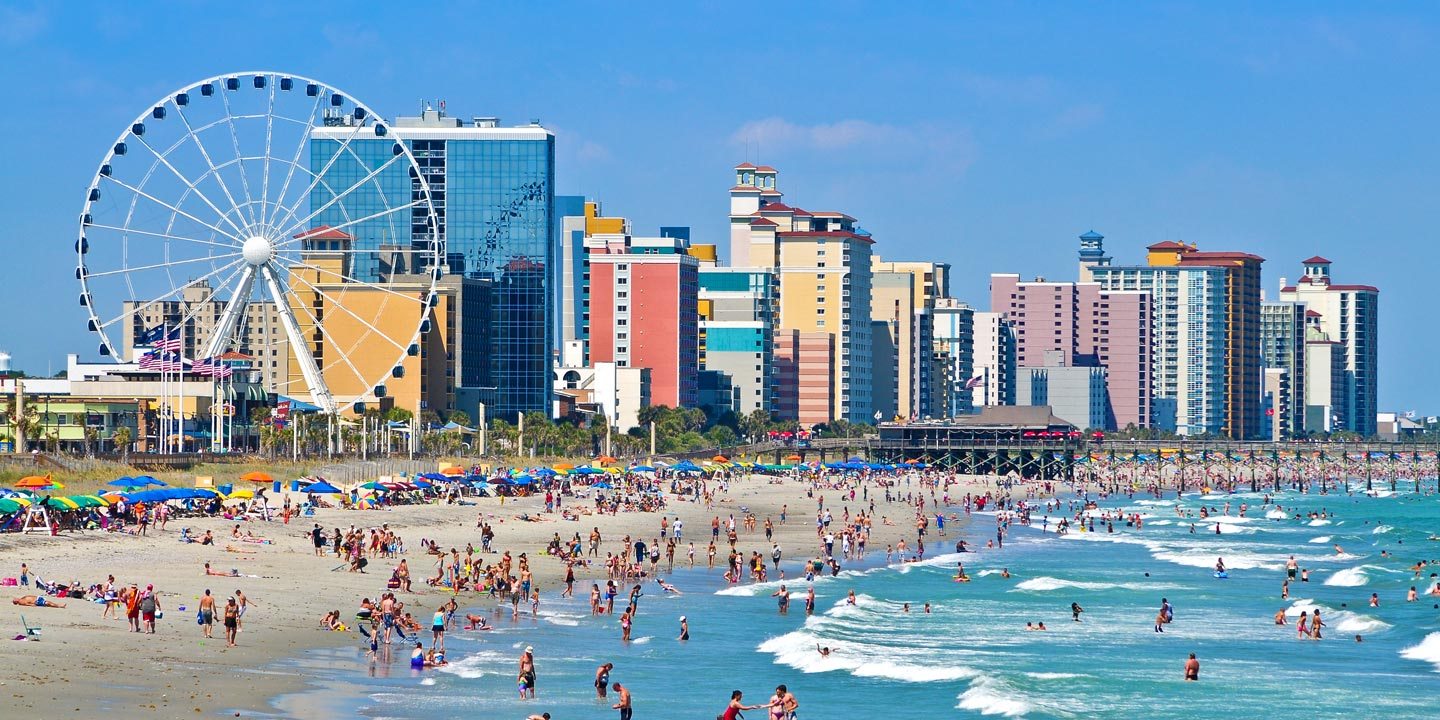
[112,426,133,464]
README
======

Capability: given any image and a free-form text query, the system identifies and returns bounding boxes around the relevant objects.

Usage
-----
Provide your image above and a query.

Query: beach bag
[197,609,204,625]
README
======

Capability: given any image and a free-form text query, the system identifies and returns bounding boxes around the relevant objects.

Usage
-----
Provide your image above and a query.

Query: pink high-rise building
[588,234,699,408]
[990,274,1151,429]
[774,330,835,426]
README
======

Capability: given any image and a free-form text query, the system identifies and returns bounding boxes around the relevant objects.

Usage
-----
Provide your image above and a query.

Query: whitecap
[1024,672,1084,680]
[956,676,1033,717]
[1308,536,1332,544]
[420,677,436,686]
[1309,518,1332,526]
[1372,524,1393,534]
[1324,567,1368,587]
[630,636,653,644]
[1013,576,1180,593]
[1265,509,1288,520]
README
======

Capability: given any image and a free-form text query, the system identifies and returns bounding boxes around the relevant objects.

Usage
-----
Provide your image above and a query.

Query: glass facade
[309,119,555,418]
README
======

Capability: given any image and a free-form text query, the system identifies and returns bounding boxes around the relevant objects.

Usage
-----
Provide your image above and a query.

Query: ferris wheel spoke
[85,221,241,251]
[259,80,277,229]
[264,84,325,231]
[274,150,412,242]
[285,270,412,353]
[85,251,243,279]
[217,88,262,230]
[286,258,428,305]
[98,174,243,244]
[172,101,255,237]
[95,256,246,331]
[281,280,378,402]
[130,134,250,239]
[271,109,373,236]
[277,198,423,249]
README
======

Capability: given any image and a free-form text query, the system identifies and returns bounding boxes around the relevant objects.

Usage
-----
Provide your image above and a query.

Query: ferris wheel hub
[242,235,275,267]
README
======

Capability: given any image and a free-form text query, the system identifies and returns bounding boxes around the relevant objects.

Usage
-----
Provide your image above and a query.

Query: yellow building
[285,227,463,417]
[729,164,875,424]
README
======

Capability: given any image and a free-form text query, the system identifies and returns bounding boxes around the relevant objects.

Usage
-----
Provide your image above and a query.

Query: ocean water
[274,484,1440,719]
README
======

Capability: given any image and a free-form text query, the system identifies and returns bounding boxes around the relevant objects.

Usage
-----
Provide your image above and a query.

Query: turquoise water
[278,484,1440,718]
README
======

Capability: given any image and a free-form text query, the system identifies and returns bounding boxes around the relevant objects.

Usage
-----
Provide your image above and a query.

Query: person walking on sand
[199,589,216,639]
[612,682,632,720]
[223,597,239,647]
[1184,653,1200,681]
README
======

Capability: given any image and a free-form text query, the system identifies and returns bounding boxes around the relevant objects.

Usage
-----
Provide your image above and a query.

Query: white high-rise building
[971,311,1016,409]
[932,299,975,417]
[1279,257,1379,437]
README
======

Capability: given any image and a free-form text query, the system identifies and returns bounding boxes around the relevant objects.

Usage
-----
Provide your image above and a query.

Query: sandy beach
[0,469,1003,718]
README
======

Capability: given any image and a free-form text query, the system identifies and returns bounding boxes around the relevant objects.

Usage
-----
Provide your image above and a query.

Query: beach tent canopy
[630,465,656,473]
[277,395,322,412]
[672,461,702,473]
[304,481,342,494]
[440,421,475,433]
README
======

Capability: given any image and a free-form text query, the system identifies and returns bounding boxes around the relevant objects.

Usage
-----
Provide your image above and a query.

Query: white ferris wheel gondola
[75,71,441,415]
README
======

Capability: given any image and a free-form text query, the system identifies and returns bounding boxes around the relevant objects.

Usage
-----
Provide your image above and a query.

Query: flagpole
[177,326,186,455]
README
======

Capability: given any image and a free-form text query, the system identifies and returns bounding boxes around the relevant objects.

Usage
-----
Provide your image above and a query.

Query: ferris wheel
[76,71,441,415]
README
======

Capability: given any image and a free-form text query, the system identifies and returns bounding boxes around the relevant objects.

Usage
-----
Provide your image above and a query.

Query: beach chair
[20,615,40,640]
[300,503,316,517]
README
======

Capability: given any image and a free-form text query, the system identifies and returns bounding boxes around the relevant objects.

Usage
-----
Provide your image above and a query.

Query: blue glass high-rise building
[309,108,555,418]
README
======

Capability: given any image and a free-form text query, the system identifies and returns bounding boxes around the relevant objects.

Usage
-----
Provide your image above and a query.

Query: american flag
[138,352,160,369]
[963,375,985,390]
[155,328,183,352]
[192,357,216,377]
[160,352,184,372]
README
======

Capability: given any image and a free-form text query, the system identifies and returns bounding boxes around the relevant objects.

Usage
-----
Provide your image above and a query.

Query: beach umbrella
[592,482,613,490]
[785,454,803,461]
[228,489,255,499]
[239,471,273,483]
[712,455,729,463]
[15,475,60,490]
[440,466,466,476]
[595,455,618,465]
[553,463,575,471]
[512,475,534,485]
[132,475,167,487]
[631,465,656,473]
[0,497,31,513]
[904,459,920,465]
[672,461,702,473]
[418,473,447,482]
[107,476,138,488]
[359,482,388,491]
[305,481,342,494]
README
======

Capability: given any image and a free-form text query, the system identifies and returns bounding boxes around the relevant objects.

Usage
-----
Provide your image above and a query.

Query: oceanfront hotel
[63,105,1379,445]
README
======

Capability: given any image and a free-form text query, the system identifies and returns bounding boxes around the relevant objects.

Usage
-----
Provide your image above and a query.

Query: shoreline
[0,471,1006,718]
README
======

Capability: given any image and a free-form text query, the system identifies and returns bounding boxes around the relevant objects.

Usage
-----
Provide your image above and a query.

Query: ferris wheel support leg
[201,267,258,360]
[259,264,337,416]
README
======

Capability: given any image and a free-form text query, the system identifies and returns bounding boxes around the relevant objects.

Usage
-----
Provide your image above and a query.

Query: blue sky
[0,2,1434,411]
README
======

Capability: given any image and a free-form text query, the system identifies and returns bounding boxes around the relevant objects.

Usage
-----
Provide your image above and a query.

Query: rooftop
[1301,255,1332,265]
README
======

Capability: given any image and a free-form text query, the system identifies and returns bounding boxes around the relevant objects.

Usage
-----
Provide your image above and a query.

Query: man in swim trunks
[1184,653,1200,681]
[11,595,66,608]
[612,682,632,720]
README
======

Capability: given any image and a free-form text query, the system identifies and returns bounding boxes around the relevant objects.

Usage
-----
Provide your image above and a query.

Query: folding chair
[20,614,41,640]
